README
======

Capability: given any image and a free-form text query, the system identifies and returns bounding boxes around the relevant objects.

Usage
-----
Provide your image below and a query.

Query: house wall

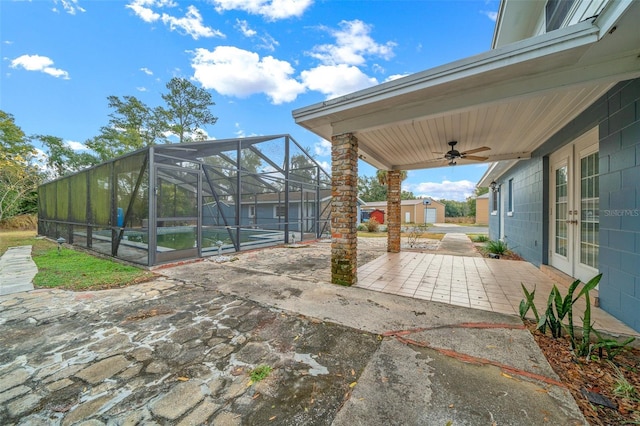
[491,158,546,266]
[489,79,640,331]
[598,79,640,332]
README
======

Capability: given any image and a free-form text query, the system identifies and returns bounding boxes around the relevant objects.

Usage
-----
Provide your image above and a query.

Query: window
[545,0,574,32]
[248,205,255,218]
[491,188,498,215]
[507,179,514,216]
[274,205,286,217]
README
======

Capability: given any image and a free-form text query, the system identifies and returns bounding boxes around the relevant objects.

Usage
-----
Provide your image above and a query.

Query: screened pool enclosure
[38,135,331,266]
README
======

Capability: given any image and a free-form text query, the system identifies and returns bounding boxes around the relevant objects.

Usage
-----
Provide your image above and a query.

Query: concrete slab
[0,245,36,295]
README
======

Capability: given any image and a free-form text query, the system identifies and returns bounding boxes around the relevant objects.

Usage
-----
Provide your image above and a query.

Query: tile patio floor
[356,251,639,337]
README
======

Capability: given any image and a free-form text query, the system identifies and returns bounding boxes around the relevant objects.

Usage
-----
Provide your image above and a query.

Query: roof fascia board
[477,160,521,187]
[293,20,598,124]
[594,0,634,38]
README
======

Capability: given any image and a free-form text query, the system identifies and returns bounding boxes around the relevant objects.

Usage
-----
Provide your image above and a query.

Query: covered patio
[356,251,638,337]
[293,7,640,285]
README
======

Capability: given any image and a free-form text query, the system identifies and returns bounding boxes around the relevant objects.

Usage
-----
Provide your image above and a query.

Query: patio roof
[292,2,640,171]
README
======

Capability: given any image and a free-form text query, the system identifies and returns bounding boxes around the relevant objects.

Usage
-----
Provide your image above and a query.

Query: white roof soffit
[293,3,640,171]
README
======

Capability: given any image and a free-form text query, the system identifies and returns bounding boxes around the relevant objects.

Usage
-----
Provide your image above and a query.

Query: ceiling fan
[434,141,491,166]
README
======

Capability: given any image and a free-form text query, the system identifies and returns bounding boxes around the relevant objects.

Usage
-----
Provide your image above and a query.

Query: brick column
[331,133,358,286]
[387,170,401,253]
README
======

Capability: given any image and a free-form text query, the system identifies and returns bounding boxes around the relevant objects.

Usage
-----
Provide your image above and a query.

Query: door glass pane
[580,152,599,268]
[156,168,198,253]
[555,166,568,257]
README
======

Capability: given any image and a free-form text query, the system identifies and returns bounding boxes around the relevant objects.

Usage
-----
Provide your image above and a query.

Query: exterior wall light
[489,181,499,192]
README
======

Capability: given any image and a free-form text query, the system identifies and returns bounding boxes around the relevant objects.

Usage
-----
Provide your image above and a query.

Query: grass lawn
[1,230,153,291]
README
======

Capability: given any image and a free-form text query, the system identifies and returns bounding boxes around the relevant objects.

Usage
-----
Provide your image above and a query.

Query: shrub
[485,239,508,255]
[519,274,634,360]
[357,223,368,232]
[471,235,489,243]
[366,218,380,233]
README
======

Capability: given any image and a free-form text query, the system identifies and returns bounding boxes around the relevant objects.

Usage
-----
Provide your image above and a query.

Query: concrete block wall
[498,159,546,266]
[598,79,640,332]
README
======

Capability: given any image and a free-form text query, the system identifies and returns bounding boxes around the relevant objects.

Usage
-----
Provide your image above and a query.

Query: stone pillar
[331,133,358,286]
[387,170,401,253]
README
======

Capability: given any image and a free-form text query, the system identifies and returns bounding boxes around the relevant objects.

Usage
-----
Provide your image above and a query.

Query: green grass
[249,365,273,383]
[1,230,153,291]
[469,234,489,243]
[357,231,387,238]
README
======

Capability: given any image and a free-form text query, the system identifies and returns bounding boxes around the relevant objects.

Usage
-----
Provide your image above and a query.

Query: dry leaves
[527,321,640,425]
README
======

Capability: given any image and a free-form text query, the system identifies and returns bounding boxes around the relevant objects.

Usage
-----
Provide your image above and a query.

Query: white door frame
[549,127,599,282]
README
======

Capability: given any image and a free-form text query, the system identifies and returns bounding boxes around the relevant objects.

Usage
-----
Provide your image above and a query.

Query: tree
[0,110,33,162]
[467,186,489,218]
[158,77,217,144]
[441,199,469,217]
[358,175,387,202]
[375,169,408,186]
[106,95,164,147]
[34,135,97,178]
[86,95,164,162]
[0,111,41,221]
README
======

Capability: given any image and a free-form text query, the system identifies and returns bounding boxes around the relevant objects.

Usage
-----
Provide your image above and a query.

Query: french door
[549,127,599,283]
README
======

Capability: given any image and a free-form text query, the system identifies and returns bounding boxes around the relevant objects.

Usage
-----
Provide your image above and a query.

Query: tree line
[0,77,217,222]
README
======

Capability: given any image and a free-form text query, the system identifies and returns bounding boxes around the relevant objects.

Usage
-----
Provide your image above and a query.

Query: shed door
[425,208,437,224]
[549,128,599,283]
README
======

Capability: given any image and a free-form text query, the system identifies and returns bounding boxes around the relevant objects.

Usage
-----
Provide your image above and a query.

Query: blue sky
[1,0,498,201]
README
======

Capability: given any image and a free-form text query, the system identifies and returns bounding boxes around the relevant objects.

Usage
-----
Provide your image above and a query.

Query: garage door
[425,208,436,223]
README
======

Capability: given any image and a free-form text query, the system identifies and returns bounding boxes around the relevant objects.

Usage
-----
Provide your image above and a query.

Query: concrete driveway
[425,223,489,234]
[0,240,586,425]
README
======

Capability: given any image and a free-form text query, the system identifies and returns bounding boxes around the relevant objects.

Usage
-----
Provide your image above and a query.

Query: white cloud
[66,140,88,151]
[385,73,409,82]
[140,67,153,75]
[213,0,313,21]
[161,5,224,40]
[126,0,162,22]
[191,46,305,105]
[53,0,86,15]
[234,19,279,51]
[300,64,377,99]
[309,20,396,66]
[136,87,148,92]
[409,179,477,202]
[10,54,70,79]
[4,40,13,45]
[481,10,498,21]
[127,1,224,39]
[235,19,256,37]
[318,160,330,174]
[314,139,331,156]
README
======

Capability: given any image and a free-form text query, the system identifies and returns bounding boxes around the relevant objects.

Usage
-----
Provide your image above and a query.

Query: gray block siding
[597,79,640,332]
[496,159,546,267]
[489,79,640,332]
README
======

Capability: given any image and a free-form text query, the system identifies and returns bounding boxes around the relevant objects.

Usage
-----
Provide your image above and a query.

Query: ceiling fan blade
[463,155,489,161]
[432,151,445,155]
[462,146,491,155]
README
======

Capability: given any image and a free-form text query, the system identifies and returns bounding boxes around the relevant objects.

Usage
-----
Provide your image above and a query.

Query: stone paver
[0,238,597,425]
[0,245,37,295]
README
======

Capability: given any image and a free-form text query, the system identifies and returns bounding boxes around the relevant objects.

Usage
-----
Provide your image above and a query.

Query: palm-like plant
[376,170,408,186]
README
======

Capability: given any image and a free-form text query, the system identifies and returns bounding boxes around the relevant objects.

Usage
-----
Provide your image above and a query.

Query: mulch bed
[525,321,640,425]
